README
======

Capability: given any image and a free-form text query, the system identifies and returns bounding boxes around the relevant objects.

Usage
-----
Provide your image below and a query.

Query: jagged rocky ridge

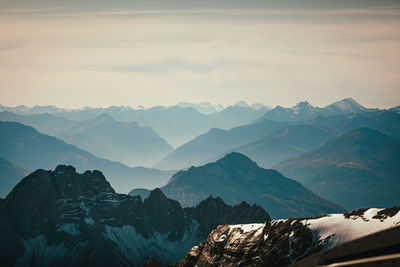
[0,165,270,266]
[149,206,400,267]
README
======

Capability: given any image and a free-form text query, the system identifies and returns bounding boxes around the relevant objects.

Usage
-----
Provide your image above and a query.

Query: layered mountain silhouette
[0,157,29,198]
[0,112,173,167]
[0,104,268,149]
[155,102,399,171]
[0,121,173,194]
[0,165,269,266]
[135,153,345,219]
[275,128,400,210]
[155,119,288,170]
[232,124,335,168]
[0,111,77,136]
[58,113,173,167]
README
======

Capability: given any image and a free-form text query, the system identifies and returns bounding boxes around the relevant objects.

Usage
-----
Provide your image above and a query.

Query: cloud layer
[0,4,399,108]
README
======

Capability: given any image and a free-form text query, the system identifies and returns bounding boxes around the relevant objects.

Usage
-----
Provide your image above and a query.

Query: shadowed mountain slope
[275,128,400,210]
[0,121,174,194]
[146,152,345,219]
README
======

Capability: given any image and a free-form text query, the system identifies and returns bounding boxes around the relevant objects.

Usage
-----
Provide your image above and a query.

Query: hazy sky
[0,0,399,109]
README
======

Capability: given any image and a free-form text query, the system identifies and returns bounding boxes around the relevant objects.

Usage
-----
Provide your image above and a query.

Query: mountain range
[275,128,400,210]
[155,119,289,170]
[256,97,370,123]
[1,98,399,266]
[156,107,400,171]
[132,153,346,219]
[0,111,174,167]
[0,165,269,266]
[0,121,174,194]
[58,113,173,167]
[0,102,269,147]
[232,124,336,168]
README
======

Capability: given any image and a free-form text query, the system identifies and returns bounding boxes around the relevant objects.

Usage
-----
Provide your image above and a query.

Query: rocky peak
[185,196,270,238]
[216,152,258,169]
[144,188,186,240]
[326,97,366,112]
[293,101,316,114]
[194,196,230,213]
[226,201,271,224]
[52,165,114,198]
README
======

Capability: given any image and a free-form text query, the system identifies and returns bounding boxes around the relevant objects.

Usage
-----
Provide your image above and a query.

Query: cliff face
[0,165,270,266]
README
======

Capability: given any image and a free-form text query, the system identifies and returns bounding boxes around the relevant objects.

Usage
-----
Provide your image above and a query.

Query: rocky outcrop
[0,165,270,266]
[164,206,400,267]
[184,196,270,238]
[172,220,318,267]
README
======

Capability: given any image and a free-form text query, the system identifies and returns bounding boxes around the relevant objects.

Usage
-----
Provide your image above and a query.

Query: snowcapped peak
[325,98,366,113]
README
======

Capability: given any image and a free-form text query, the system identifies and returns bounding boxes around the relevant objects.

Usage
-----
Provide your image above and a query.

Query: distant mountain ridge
[257,98,371,123]
[275,128,400,210]
[0,102,269,147]
[177,101,224,114]
[0,121,174,194]
[155,118,289,170]
[232,124,336,168]
[0,111,173,167]
[58,113,173,167]
[0,165,270,266]
[156,99,399,171]
[135,152,346,219]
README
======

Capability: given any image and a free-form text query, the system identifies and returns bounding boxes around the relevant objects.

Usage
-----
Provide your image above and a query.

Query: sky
[0,0,399,109]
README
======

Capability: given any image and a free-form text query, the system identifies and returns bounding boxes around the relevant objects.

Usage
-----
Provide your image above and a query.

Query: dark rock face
[184,196,270,239]
[0,165,270,266]
[143,188,186,240]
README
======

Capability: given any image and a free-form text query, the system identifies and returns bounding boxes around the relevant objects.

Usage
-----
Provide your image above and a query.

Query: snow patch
[57,223,81,236]
[302,208,400,249]
[15,235,87,267]
[84,217,94,225]
[228,223,264,235]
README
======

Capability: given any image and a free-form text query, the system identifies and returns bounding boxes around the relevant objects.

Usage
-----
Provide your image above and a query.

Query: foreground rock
[155,206,400,267]
[0,165,270,266]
